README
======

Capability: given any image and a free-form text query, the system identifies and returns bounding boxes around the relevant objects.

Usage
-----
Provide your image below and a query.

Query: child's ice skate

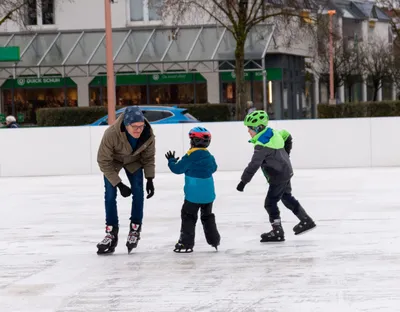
[260,220,285,242]
[294,206,316,235]
[126,223,141,253]
[173,241,193,253]
[97,225,119,255]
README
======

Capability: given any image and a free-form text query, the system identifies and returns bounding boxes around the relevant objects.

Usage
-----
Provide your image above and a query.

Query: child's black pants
[179,200,220,248]
[264,181,301,223]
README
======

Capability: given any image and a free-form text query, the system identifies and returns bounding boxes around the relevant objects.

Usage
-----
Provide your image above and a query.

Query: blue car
[90,106,199,125]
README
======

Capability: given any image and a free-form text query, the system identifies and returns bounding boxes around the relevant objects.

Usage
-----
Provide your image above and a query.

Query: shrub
[317,101,400,118]
[36,104,232,127]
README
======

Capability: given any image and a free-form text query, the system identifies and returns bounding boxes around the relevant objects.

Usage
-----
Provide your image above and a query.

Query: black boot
[260,220,285,242]
[126,223,141,253]
[174,239,194,253]
[97,225,119,255]
[293,206,316,235]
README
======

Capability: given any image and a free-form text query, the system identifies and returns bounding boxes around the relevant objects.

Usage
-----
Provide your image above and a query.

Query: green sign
[0,47,20,62]
[1,77,76,89]
[0,114,5,123]
[149,73,206,84]
[220,71,251,82]
[17,113,24,123]
[90,73,206,86]
[220,68,282,82]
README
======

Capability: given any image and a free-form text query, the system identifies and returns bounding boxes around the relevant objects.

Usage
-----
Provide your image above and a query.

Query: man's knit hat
[123,106,145,126]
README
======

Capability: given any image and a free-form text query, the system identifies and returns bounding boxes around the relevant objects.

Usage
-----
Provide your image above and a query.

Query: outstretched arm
[168,155,189,174]
[241,145,271,184]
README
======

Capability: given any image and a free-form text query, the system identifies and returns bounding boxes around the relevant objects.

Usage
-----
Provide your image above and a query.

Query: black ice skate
[126,223,141,253]
[97,225,119,255]
[260,221,285,243]
[173,242,193,253]
[294,206,316,235]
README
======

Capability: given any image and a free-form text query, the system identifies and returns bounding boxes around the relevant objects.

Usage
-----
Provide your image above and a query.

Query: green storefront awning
[1,77,76,89]
[220,68,282,82]
[89,72,207,87]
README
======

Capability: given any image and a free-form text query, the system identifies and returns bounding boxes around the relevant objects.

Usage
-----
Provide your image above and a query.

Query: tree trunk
[373,81,379,101]
[235,38,246,121]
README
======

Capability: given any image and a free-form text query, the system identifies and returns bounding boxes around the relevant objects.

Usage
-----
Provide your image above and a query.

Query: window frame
[126,0,162,25]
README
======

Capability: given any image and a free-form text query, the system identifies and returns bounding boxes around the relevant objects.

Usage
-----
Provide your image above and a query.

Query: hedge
[36,104,232,127]
[318,101,400,118]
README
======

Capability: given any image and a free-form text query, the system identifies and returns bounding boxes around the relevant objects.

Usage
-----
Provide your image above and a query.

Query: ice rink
[1,167,400,312]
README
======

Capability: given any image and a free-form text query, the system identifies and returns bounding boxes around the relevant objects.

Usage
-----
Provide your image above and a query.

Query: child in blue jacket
[165,127,220,253]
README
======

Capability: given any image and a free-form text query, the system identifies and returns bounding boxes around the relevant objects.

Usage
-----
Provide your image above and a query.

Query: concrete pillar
[313,75,320,118]
[377,81,382,101]
[201,72,220,103]
[361,21,369,43]
[362,76,368,102]
[72,77,93,107]
[392,83,397,100]
[338,84,345,103]
[272,81,282,119]
[337,16,343,36]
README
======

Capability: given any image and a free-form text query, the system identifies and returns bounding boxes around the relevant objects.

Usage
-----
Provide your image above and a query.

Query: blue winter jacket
[168,148,217,204]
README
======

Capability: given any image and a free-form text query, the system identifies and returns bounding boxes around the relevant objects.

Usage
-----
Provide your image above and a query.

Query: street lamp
[105,0,116,124]
[328,10,336,105]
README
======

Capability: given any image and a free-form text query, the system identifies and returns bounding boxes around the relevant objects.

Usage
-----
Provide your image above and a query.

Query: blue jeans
[104,168,144,226]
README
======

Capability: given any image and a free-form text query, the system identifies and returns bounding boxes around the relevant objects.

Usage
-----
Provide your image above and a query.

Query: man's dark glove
[236,181,246,192]
[165,150,179,161]
[117,182,131,197]
[146,178,155,199]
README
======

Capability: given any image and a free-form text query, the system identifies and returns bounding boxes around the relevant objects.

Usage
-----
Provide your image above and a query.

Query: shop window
[117,85,147,106]
[221,82,251,103]
[149,84,195,104]
[42,0,55,25]
[2,87,77,123]
[195,83,208,103]
[252,82,264,109]
[90,85,147,107]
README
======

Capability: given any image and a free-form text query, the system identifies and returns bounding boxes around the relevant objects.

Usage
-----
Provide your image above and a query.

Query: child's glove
[236,181,246,192]
[165,150,180,161]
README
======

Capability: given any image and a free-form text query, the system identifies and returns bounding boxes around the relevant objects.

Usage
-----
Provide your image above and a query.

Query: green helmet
[244,110,269,128]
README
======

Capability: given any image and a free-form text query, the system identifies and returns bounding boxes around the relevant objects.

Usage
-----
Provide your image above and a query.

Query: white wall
[1,117,400,178]
[0,0,128,32]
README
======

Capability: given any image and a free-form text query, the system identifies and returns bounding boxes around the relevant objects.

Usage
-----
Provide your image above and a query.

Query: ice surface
[1,168,400,312]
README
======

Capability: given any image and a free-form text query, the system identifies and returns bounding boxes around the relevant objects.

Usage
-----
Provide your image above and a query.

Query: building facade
[0,0,322,122]
[316,0,395,104]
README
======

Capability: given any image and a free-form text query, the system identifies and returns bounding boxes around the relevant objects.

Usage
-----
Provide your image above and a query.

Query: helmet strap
[249,125,265,134]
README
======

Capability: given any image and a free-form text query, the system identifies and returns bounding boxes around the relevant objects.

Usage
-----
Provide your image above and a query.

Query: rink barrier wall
[0,117,398,177]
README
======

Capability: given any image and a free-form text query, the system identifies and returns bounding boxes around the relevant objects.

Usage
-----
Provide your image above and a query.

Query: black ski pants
[264,181,301,223]
[179,200,220,248]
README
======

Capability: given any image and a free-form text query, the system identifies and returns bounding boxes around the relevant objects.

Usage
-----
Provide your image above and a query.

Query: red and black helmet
[189,127,211,148]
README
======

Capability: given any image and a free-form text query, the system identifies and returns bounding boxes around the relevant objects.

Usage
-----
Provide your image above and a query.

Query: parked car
[90,106,199,125]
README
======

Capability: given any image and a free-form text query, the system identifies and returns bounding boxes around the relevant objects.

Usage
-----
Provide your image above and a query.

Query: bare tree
[0,0,35,27]
[158,0,325,119]
[315,35,362,102]
[359,39,393,101]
